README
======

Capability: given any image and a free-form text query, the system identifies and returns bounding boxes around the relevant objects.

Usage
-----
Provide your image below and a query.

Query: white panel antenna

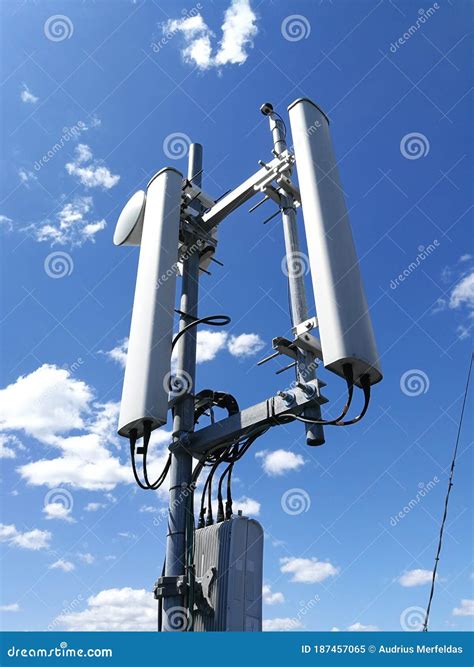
[116,167,182,438]
[288,98,382,386]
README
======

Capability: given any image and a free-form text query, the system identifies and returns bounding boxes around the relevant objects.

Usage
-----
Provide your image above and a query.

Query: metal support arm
[183,381,328,456]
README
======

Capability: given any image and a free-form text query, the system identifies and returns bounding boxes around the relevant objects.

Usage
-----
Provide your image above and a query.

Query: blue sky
[0,0,473,633]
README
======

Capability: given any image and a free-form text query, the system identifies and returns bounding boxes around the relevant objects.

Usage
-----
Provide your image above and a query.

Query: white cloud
[43,502,74,523]
[398,569,434,587]
[233,496,260,516]
[0,214,13,231]
[58,588,156,630]
[449,271,474,310]
[196,330,228,362]
[0,364,92,443]
[139,505,160,514]
[0,523,51,551]
[20,83,39,104]
[49,559,75,573]
[347,622,379,631]
[66,144,120,190]
[18,168,37,185]
[262,584,284,605]
[84,502,106,512]
[0,364,132,491]
[453,599,474,617]
[0,603,20,612]
[280,557,339,584]
[165,0,258,70]
[103,339,128,368]
[263,617,303,631]
[256,449,304,476]
[227,333,264,357]
[78,552,95,564]
[214,0,258,66]
[106,330,263,371]
[30,196,106,246]
[0,434,23,459]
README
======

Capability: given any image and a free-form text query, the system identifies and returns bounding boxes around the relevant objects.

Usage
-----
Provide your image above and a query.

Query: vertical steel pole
[163,144,203,630]
[268,113,324,445]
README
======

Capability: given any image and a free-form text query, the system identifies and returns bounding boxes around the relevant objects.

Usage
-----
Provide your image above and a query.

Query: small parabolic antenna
[113,190,146,246]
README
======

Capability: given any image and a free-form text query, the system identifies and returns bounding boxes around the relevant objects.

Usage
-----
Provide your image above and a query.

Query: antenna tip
[260,102,274,116]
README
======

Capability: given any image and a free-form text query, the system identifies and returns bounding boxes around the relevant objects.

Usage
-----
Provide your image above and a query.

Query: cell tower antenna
[114,97,383,631]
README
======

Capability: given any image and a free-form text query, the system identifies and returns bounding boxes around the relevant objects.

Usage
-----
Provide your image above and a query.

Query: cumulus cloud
[233,496,260,516]
[434,260,474,340]
[58,588,156,630]
[262,584,284,605]
[43,502,74,523]
[105,329,264,369]
[18,168,37,186]
[49,559,75,573]
[227,333,264,357]
[84,502,106,512]
[0,214,13,231]
[165,0,258,70]
[256,449,304,476]
[20,83,39,104]
[29,196,106,246]
[263,617,303,631]
[452,599,474,617]
[65,144,120,190]
[347,622,379,631]
[0,603,20,612]
[78,552,95,564]
[0,523,51,550]
[0,434,23,459]
[449,271,474,310]
[280,557,339,584]
[398,569,434,587]
[0,364,132,491]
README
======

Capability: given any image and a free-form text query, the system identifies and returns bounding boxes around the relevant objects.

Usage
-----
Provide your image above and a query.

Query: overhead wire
[422,353,473,632]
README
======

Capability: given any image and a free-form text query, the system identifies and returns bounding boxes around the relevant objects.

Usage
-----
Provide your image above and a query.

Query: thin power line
[423,353,473,631]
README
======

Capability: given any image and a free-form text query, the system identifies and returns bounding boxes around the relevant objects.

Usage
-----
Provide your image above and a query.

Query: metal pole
[268,111,324,445]
[163,144,203,630]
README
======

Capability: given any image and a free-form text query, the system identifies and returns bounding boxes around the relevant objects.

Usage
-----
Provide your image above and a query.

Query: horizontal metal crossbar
[181,380,328,456]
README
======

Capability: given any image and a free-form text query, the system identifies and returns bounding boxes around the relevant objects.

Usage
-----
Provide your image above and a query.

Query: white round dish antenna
[113,190,146,246]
